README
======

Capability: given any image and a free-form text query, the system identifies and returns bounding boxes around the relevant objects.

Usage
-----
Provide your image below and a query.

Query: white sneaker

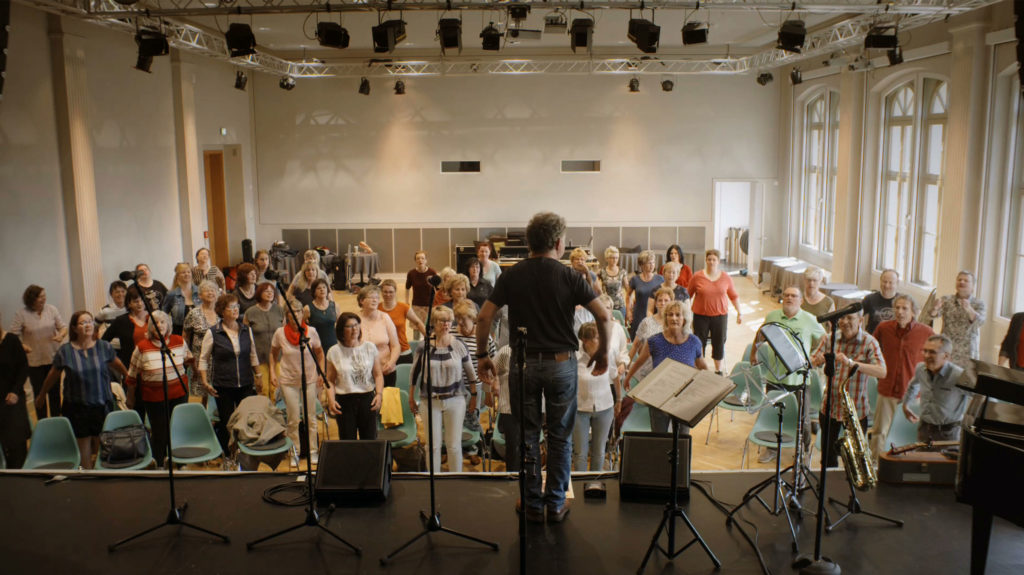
[311,452,319,466]
[758,448,778,464]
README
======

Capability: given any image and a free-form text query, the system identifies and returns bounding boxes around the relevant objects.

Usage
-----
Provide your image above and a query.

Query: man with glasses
[902,334,970,442]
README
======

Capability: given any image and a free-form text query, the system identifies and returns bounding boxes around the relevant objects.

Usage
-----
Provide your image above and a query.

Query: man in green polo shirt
[750,286,825,462]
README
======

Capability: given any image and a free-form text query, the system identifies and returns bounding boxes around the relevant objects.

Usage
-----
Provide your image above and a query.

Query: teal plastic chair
[237,435,293,470]
[883,407,921,451]
[395,363,413,394]
[95,410,154,471]
[170,403,223,466]
[23,417,81,470]
[491,412,506,460]
[622,401,652,433]
[409,339,421,357]
[378,389,418,449]
[612,309,628,334]
[705,365,765,444]
[742,392,799,469]
[205,399,219,423]
[866,377,879,426]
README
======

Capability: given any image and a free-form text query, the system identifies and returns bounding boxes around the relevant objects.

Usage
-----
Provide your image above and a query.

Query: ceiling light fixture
[358,76,370,95]
[628,77,640,92]
[134,29,169,73]
[628,18,660,54]
[569,18,593,53]
[661,79,674,92]
[279,75,296,90]
[234,70,248,91]
[225,23,257,58]
[790,68,802,85]
[508,3,530,23]
[480,22,502,51]
[372,19,406,54]
[394,80,406,95]
[437,18,462,54]
[864,25,898,50]
[777,20,806,53]
[887,46,904,66]
[756,72,774,86]
[544,11,567,33]
[682,21,709,45]
[316,22,350,49]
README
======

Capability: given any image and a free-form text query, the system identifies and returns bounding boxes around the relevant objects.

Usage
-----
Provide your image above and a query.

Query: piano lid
[958,360,1024,406]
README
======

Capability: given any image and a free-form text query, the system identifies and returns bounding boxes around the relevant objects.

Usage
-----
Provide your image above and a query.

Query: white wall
[251,72,780,241]
[0,5,72,324]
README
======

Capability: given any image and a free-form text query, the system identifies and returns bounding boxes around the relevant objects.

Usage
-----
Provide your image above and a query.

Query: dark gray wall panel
[451,227,478,247]
[282,229,309,253]
[309,229,337,254]
[394,228,421,272]
[422,228,451,269]
[621,227,648,252]
[677,227,705,254]
[337,229,365,255]
[479,227,506,243]
[565,226,592,248]
[650,227,677,253]
[593,227,620,257]
[365,229,394,273]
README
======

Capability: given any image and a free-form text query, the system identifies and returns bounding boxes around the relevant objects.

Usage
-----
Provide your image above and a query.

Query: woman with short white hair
[801,266,835,318]
[597,246,627,312]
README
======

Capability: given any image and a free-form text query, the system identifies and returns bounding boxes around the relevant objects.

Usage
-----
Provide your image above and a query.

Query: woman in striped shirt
[125,310,191,467]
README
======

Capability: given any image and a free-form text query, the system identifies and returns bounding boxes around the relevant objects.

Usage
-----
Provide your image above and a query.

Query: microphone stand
[514,326,528,575]
[381,281,499,565]
[247,278,359,554]
[109,283,230,550]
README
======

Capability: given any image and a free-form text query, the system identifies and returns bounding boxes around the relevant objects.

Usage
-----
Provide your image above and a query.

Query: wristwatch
[475,352,489,359]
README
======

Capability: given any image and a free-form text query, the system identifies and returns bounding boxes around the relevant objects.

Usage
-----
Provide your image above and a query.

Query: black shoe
[547,500,571,523]
[516,499,545,523]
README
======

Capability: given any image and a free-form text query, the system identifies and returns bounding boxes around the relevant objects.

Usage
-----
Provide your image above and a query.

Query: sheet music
[630,360,699,408]
[628,359,736,427]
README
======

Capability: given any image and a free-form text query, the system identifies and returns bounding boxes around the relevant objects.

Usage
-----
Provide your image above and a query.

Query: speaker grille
[620,432,690,501]
[315,440,391,505]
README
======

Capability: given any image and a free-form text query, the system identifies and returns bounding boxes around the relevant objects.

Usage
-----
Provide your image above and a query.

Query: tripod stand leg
[380,530,431,565]
[674,509,722,568]
[316,523,362,554]
[246,521,307,548]
[638,509,670,574]
[108,521,170,551]
[439,526,501,550]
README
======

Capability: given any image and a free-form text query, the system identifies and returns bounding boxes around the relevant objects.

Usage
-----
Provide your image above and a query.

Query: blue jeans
[573,407,614,471]
[510,354,577,511]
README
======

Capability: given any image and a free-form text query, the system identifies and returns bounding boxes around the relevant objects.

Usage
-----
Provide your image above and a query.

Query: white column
[936,22,990,288]
[48,15,104,312]
[171,50,205,261]
[831,68,866,284]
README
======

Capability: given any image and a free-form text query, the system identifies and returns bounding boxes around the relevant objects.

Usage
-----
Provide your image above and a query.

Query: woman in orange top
[687,249,742,373]
[379,279,426,365]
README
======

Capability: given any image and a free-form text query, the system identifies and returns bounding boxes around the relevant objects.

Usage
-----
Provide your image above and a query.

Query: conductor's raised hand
[587,352,608,377]
[478,356,497,386]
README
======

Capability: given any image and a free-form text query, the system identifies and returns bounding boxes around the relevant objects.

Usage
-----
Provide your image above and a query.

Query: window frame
[797,88,840,254]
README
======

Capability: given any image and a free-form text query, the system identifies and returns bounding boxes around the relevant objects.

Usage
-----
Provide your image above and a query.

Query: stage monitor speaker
[315,440,392,506]
[455,244,477,275]
[619,431,690,501]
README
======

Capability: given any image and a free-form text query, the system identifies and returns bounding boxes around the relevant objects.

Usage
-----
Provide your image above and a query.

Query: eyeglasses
[226,304,240,310]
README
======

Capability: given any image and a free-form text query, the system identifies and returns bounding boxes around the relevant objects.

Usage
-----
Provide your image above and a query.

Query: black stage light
[358,76,370,95]
[480,23,502,51]
[682,21,708,45]
[394,80,405,95]
[756,72,774,86]
[508,3,530,23]
[790,68,802,85]
[777,19,806,53]
[438,18,462,53]
[372,20,406,54]
[317,22,350,49]
[628,77,640,92]
[544,11,567,33]
[661,79,674,92]
[234,70,248,91]
[134,29,169,73]
[887,46,904,66]
[569,18,594,53]
[279,76,295,90]
[864,26,898,50]
[225,23,257,58]
[628,19,660,54]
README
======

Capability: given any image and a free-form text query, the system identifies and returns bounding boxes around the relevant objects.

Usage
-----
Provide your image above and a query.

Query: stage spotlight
[756,72,774,86]
[661,79,674,92]
[508,3,530,23]
[317,22,350,49]
[544,11,567,33]
[234,70,248,91]
[279,76,295,90]
[394,80,405,95]
[134,29,169,73]
[358,76,370,95]
[372,19,406,53]
[790,68,802,85]
[438,18,462,53]
[777,19,806,53]
[628,19,660,54]
[682,21,708,45]
[628,77,640,92]
[569,18,593,53]
[480,23,502,51]
[864,25,898,50]
[887,46,904,66]
[225,23,257,58]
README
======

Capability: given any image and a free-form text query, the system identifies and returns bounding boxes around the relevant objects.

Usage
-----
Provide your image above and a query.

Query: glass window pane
[927,123,945,175]
[923,184,940,234]
[918,234,936,284]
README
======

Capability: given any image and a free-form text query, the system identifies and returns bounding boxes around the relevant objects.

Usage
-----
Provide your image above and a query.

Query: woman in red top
[125,310,191,467]
[687,249,742,373]
[661,244,694,289]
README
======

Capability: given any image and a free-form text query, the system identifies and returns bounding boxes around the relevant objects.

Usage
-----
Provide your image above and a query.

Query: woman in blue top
[624,300,707,434]
[36,310,128,469]
[626,250,664,339]
[162,263,200,336]
[304,278,338,351]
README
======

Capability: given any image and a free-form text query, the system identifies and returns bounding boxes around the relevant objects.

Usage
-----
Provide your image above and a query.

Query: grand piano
[956,361,1024,575]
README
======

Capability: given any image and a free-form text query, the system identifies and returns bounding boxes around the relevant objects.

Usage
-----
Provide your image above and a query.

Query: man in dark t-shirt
[405,251,437,342]
[478,212,610,523]
[862,268,900,334]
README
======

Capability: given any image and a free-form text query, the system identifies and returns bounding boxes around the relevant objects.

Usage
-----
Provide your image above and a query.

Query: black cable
[262,480,312,506]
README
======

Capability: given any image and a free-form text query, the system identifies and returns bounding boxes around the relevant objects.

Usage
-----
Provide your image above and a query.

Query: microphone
[428,275,442,288]
[816,302,863,324]
[118,270,138,282]
[263,269,280,282]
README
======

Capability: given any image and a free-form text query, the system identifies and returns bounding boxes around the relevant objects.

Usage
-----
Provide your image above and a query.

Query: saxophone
[837,376,877,491]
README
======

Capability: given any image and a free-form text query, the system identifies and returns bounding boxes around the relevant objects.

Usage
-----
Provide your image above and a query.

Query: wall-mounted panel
[338,229,365,254]
[451,227,478,247]
[422,228,451,269]
[621,227,649,252]
[479,227,506,242]
[678,227,706,254]
[366,229,394,273]
[650,227,677,252]
[309,229,337,254]
[282,229,309,253]
[593,227,621,256]
[565,227,592,248]
[394,228,421,272]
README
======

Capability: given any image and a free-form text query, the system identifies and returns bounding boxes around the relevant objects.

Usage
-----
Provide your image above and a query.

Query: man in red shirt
[869,294,933,463]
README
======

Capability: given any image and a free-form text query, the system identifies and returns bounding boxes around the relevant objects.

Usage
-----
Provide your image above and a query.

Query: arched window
[875,77,947,287]
[799,90,839,252]
[1000,77,1024,317]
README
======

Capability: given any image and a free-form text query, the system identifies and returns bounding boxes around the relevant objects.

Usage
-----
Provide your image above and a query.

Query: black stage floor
[1,469,1021,575]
